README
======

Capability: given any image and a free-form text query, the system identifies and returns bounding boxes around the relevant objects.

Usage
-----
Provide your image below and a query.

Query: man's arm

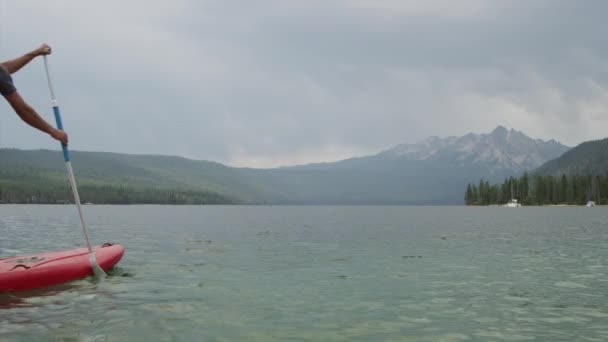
[0,44,51,75]
[4,91,68,145]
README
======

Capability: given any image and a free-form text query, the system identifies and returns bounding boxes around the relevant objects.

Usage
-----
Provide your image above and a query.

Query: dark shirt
[0,65,16,96]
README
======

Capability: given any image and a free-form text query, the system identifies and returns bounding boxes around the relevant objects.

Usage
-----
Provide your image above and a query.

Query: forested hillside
[0,149,279,204]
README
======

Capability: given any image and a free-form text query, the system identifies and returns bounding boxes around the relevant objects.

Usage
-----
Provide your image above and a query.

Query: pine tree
[520,172,529,203]
[465,184,473,205]
[560,174,568,204]
[471,184,478,205]
[484,180,491,204]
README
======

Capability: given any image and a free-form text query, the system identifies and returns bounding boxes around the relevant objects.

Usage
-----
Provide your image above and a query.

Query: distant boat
[504,199,521,208]
[586,201,596,207]
[504,183,521,207]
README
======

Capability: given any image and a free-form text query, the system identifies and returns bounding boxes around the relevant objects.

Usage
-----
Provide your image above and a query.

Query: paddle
[43,55,106,278]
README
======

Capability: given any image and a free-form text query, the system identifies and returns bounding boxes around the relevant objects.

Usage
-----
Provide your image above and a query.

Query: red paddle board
[0,243,124,292]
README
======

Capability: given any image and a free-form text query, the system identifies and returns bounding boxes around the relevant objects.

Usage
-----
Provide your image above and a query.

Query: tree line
[465,172,608,206]
[0,180,234,205]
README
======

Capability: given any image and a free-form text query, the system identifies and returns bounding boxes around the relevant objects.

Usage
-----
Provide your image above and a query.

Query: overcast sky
[0,1,606,167]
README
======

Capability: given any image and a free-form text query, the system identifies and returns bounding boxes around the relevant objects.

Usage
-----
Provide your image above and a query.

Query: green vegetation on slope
[535,138,608,177]
[0,180,231,204]
[0,149,269,204]
[0,148,500,205]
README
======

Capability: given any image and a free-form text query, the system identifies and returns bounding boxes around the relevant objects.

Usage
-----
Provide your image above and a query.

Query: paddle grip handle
[52,104,70,162]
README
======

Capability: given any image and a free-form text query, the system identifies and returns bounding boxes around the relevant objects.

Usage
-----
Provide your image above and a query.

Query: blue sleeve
[0,66,16,96]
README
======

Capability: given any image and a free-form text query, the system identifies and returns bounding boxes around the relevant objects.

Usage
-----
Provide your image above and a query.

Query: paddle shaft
[43,56,103,275]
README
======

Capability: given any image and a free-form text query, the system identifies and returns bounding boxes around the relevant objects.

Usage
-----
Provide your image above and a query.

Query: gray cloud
[0,0,606,167]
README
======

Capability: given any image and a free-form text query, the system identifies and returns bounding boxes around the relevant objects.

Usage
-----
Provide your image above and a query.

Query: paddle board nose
[0,244,125,292]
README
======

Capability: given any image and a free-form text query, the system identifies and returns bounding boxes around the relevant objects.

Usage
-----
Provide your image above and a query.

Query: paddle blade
[89,253,107,278]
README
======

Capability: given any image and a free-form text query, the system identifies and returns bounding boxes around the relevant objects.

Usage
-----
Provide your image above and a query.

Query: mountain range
[381,126,567,173]
[0,126,572,205]
[273,126,569,204]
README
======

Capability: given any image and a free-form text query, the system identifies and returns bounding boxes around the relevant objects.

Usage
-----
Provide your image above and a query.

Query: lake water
[1,205,608,341]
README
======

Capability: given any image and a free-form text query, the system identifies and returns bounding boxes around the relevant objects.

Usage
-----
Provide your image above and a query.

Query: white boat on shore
[504,199,521,208]
[586,201,596,207]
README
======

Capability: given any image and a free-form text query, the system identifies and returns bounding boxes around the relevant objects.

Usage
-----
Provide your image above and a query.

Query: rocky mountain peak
[382,126,570,172]
[491,125,508,136]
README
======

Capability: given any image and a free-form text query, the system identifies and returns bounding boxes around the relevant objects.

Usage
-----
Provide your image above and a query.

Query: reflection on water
[0,267,129,310]
[1,205,608,341]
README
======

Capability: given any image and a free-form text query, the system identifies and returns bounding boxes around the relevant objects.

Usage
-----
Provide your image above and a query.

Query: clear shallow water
[1,205,608,341]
